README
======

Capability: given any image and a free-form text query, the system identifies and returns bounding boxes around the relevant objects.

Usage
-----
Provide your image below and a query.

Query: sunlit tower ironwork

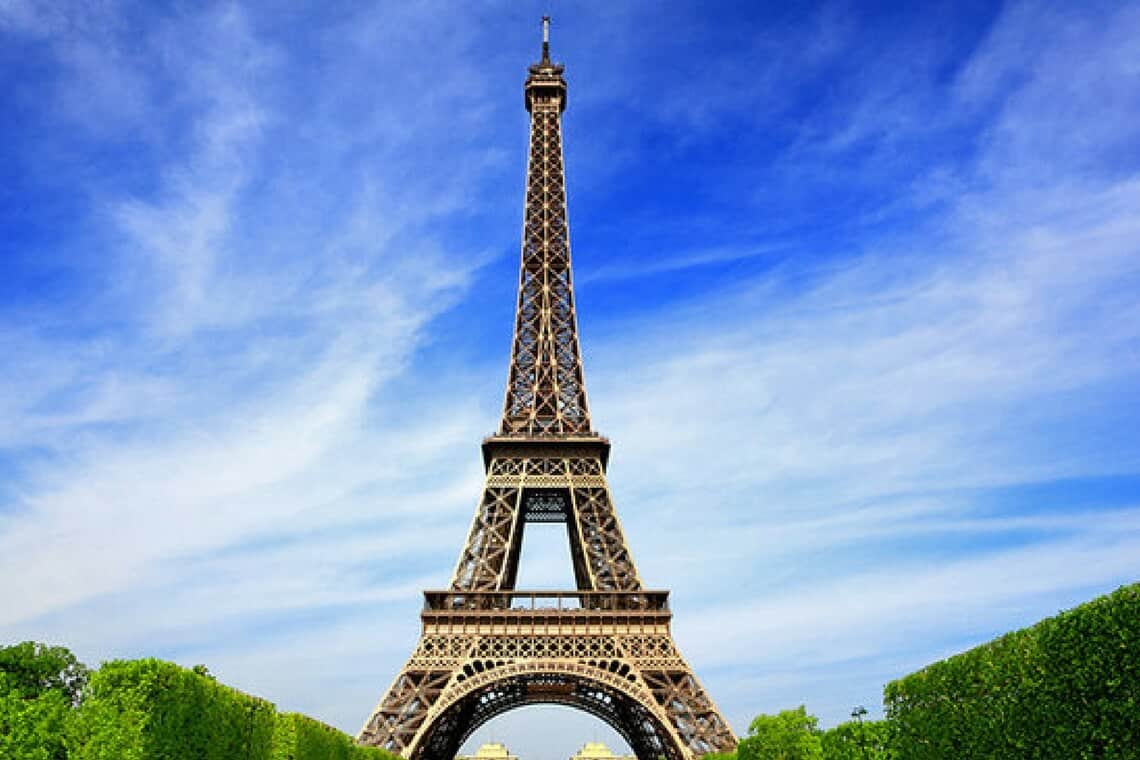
[358,19,737,760]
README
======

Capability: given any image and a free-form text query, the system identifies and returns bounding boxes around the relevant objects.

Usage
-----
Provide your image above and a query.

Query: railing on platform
[423,590,669,613]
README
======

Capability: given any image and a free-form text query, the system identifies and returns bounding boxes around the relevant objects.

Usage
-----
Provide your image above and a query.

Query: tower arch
[414,662,686,760]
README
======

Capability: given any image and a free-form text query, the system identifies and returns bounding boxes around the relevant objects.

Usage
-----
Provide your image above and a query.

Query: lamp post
[851,706,868,760]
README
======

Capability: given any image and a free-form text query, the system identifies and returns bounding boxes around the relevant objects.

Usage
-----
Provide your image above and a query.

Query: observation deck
[421,590,672,635]
[481,433,611,469]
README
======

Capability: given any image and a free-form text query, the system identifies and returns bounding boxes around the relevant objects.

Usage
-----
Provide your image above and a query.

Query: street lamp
[851,706,868,760]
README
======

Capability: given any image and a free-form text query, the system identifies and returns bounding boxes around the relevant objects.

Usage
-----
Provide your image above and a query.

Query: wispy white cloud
[689,530,1140,660]
[0,0,488,643]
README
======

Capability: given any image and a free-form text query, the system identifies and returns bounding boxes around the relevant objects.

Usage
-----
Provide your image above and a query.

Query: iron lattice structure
[359,21,736,760]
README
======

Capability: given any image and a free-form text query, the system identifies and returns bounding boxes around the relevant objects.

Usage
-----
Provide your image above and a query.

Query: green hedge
[61,658,395,760]
[272,711,393,760]
[70,659,276,760]
[884,583,1140,759]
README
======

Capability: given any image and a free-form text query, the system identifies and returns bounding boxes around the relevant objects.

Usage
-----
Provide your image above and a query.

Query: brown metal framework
[359,20,736,760]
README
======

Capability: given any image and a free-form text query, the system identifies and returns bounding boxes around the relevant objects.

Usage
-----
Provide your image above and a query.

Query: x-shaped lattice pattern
[571,486,640,590]
[500,93,590,437]
[449,456,640,592]
[360,670,453,752]
[451,487,521,591]
[640,671,737,756]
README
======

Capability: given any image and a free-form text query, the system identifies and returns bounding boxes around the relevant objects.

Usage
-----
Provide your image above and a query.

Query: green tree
[1,685,73,760]
[738,706,823,760]
[0,641,89,704]
[703,751,738,760]
[0,642,90,760]
[820,719,896,759]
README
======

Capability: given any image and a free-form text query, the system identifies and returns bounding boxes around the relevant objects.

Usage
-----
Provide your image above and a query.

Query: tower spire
[541,15,551,63]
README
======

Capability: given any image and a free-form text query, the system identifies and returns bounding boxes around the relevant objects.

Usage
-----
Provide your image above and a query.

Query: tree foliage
[0,641,89,704]
[819,719,895,759]
[0,641,89,760]
[737,706,823,760]
[1,682,73,760]
[702,751,737,760]
[884,583,1140,759]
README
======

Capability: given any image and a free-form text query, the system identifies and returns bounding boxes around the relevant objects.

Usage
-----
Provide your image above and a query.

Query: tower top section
[498,15,592,440]
[525,15,567,112]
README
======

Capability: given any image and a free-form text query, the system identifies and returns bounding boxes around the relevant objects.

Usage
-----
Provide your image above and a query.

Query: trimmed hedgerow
[3,649,396,760]
[70,658,275,760]
[271,712,394,760]
[884,583,1140,759]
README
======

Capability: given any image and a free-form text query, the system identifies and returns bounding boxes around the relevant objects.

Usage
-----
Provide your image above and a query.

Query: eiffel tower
[359,19,736,760]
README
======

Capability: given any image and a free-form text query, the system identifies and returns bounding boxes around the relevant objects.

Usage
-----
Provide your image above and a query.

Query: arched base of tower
[357,594,737,760]
[413,666,684,760]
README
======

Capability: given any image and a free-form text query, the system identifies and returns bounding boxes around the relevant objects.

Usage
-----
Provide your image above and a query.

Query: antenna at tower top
[541,15,551,62]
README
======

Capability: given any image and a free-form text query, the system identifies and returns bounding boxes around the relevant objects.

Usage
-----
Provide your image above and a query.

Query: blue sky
[2,1,1139,758]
